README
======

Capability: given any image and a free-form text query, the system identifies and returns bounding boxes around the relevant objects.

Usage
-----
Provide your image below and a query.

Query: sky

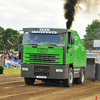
[0,0,100,39]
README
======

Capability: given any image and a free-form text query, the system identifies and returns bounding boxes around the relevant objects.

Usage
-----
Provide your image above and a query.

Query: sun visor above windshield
[23,28,68,34]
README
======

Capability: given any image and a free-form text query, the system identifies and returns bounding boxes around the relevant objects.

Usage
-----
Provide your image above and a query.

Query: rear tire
[24,78,35,85]
[76,68,85,84]
[63,68,73,87]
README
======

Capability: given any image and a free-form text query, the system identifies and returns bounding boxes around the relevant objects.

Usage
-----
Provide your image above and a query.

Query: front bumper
[21,63,69,79]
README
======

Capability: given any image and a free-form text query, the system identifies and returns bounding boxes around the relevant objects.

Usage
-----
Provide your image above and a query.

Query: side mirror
[71,38,75,44]
[18,35,21,44]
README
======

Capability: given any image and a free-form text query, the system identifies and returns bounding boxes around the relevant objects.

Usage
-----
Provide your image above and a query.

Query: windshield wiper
[45,44,57,46]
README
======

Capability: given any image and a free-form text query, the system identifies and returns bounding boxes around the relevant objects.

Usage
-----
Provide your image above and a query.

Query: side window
[68,32,71,44]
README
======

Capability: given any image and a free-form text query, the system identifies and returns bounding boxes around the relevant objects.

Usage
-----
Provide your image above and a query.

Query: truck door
[66,32,74,64]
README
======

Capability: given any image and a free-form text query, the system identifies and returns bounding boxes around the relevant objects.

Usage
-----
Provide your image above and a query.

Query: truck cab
[18,28,87,87]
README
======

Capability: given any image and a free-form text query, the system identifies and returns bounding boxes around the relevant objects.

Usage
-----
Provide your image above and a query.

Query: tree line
[82,19,100,49]
[0,26,23,52]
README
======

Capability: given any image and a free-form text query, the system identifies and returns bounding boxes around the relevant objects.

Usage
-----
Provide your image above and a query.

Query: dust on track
[0,75,100,100]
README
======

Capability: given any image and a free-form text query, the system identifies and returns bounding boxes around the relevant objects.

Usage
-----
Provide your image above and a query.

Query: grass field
[0,67,21,76]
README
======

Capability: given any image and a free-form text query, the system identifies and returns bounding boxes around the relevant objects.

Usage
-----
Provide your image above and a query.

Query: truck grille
[34,66,49,76]
[25,53,59,63]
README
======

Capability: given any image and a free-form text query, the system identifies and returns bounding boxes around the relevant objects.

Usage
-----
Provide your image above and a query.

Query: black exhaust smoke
[64,0,77,29]
[64,0,100,29]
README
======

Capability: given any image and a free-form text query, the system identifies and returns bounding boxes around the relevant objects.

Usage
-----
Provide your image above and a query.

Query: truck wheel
[63,68,73,87]
[76,68,85,84]
[24,78,35,85]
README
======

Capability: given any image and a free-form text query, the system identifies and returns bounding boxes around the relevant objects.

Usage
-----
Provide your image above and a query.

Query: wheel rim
[69,71,73,84]
[82,72,84,82]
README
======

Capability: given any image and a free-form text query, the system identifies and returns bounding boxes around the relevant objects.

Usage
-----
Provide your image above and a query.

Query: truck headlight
[56,69,63,72]
[22,68,28,71]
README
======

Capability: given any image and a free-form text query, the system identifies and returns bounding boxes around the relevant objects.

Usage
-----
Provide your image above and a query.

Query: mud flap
[86,58,96,80]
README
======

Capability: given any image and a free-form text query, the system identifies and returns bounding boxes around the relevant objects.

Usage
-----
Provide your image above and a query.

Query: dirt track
[0,75,100,100]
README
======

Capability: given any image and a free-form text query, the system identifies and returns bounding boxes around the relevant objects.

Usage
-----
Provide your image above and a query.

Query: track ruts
[0,76,100,100]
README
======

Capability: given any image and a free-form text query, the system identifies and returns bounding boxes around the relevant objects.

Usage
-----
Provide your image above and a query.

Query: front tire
[24,78,35,85]
[76,68,85,84]
[63,68,73,87]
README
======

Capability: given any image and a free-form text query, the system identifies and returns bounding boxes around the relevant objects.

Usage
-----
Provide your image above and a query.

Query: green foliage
[0,26,20,51]
[83,19,100,49]
[0,65,4,71]
[0,27,5,51]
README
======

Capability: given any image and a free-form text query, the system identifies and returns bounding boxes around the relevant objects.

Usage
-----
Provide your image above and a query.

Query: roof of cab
[23,27,68,34]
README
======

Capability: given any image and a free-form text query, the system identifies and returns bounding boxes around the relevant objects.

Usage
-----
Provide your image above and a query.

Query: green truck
[18,28,87,87]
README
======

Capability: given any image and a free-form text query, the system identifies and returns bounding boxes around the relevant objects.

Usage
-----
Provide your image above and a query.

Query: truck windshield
[23,32,66,46]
